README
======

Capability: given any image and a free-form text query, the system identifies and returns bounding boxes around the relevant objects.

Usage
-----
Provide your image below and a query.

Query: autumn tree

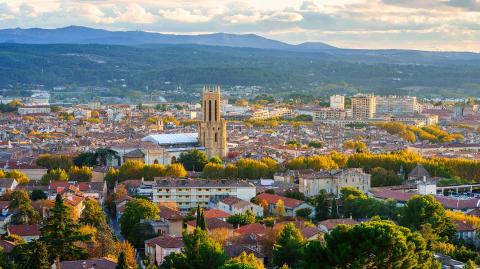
[5,169,29,184]
[9,190,40,225]
[40,168,68,184]
[275,199,285,218]
[68,166,93,182]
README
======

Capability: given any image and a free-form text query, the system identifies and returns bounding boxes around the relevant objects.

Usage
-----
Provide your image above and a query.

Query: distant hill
[0,25,332,51]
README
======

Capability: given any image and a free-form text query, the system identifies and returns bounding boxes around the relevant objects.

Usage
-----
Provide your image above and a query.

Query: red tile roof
[255,193,304,208]
[454,220,475,232]
[145,235,184,248]
[203,209,231,219]
[301,226,321,239]
[159,205,183,221]
[318,219,359,230]
[58,258,117,269]
[7,224,40,237]
[186,218,233,230]
[235,223,267,236]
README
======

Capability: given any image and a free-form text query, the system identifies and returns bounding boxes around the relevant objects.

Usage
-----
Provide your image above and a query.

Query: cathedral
[118,86,227,166]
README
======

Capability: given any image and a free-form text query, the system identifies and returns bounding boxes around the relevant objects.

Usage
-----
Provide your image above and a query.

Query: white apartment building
[18,105,51,115]
[299,168,371,197]
[313,108,347,121]
[330,95,345,110]
[351,94,376,119]
[152,178,256,210]
[376,96,418,115]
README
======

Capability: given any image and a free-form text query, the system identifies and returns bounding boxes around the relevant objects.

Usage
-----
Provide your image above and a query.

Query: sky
[0,0,480,52]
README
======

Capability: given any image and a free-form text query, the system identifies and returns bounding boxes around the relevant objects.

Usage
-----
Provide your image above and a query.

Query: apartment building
[298,168,371,197]
[18,105,51,115]
[376,96,418,115]
[312,108,347,121]
[330,95,345,110]
[351,94,376,119]
[152,178,256,210]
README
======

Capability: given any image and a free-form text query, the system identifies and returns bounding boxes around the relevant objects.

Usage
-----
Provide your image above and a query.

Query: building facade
[376,96,418,115]
[352,94,376,119]
[198,87,227,158]
[152,178,256,210]
[330,95,345,110]
[299,168,371,197]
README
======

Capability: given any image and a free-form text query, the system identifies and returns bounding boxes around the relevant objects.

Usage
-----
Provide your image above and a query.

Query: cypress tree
[330,198,339,218]
[198,209,207,230]
[31,241,51,269]
[115,252,129,269]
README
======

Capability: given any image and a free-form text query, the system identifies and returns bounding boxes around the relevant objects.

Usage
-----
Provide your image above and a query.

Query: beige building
[299,168,371,197]
[352,94,376,119]
[330,95,345,110]
[376,95,418,115]
[313,108,347,120]
[198,87,227,158]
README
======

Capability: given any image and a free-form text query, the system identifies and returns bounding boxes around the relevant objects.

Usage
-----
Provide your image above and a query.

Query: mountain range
[0,25,336,51]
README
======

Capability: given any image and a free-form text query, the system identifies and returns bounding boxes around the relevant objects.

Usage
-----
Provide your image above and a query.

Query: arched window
[215,100,218,121]
[171,156,177,164]
[208,100,212,122]
[153,159,159,164]
[215,132,218,142]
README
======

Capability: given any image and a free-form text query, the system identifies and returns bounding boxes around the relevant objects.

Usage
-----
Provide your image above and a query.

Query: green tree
[161,228,227,269]
[198,208,207,230]
[316,220,440,268]
[398,195,456,240]
[30,189,47,200]
[209,156,223,164]
[73,152,97,167]
[314,190,330,221]
[11,240,51,269]
[40,194,91,261]
[9,190,40,225]
[36,154,73,170]
[105,167,119,189]
[227,211,256,227]
[295,208,312,219]
[80,199,106,227]
[178,149,209,171]
[273,223,304,268]
[119,198,159,241]
[463,260,477,269]
[116,251,129,269]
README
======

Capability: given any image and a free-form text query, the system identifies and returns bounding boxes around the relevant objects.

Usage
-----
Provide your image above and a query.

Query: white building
[213,196,264,217]
[376,96,418,115]
[18,105,51,115]
[152,178,256,210]
[330,95,345,110]
[352,94,376,119]
[299,168,371,197]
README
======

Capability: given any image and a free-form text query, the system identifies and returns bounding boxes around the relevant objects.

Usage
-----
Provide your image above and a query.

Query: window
[215,132,218,142]
[209,100,212,122]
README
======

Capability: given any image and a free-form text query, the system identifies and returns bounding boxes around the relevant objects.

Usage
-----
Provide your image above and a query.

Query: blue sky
[1,0,480,51]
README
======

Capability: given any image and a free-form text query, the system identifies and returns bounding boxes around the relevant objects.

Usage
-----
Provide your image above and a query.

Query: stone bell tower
[198,86,227,159]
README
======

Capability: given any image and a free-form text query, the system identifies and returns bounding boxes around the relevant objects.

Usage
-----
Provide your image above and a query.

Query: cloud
[158,8,213,23]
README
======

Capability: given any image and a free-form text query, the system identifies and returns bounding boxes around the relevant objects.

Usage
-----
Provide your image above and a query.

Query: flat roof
[142,133,198,145]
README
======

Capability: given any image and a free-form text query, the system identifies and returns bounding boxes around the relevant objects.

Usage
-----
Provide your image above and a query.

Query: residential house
[145,236,184,265]
[203,209,231,221]
[7,224,41,242]
[317,218,359,233]
[52,258,117,269]
[186,218,234,235]
[298,168,371,197]
[214,196,263,217]
[0,178,17,196]
[224,245,265,264]
[255,193,314,218]
[454,220,477,244]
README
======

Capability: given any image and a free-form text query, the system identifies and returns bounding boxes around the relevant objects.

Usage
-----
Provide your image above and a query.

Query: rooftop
[142,133,198,145]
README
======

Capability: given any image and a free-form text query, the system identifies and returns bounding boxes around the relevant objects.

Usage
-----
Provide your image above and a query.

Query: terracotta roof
[203,209,231,219]
[235,223,267,236]
[318,218,359,230]
[255,193,304,208]
[187,218,233,230]
[145,235,184,248]
[159,205,182,221]
[0,240,16,253]
[7,224,40,237]
[57,258,117,269]
[224,245,265,259]
[454,220,475,232]
[301,226,321,239]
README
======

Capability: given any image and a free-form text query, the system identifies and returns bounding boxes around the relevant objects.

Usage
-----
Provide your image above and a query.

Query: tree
[165,163,188,177]
[203,162,225,179]
[36,154,73,170]
[330,198,339,218]
[285,190,305,201]
[209,156,223,164]
[198,208,207,230]
[143,164,166,180]
[295,208,312,219]
[220,252,265,269]
[275,199,285,218]
[314,190,330,221]
[10,240,51,269]
[68,166,93,182]
[161,228,226,269]
[177,149,208,171]
[115,241,137,268]
[116,251,129,269]
[5,169,29,184]
[40,194,91,261]
[105,167,119,189]
[80,199,106,227]
[30,189,47,201]
[9,190,40,225]
[227,211,256,227]
[463,260,477,269]
[273,223,304,268]
[398,195,456,240]
[316,220,440,268]
[73,152,97,167]
[40,168,68,184]
[118,161,144,181]
[119,198,159,241]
